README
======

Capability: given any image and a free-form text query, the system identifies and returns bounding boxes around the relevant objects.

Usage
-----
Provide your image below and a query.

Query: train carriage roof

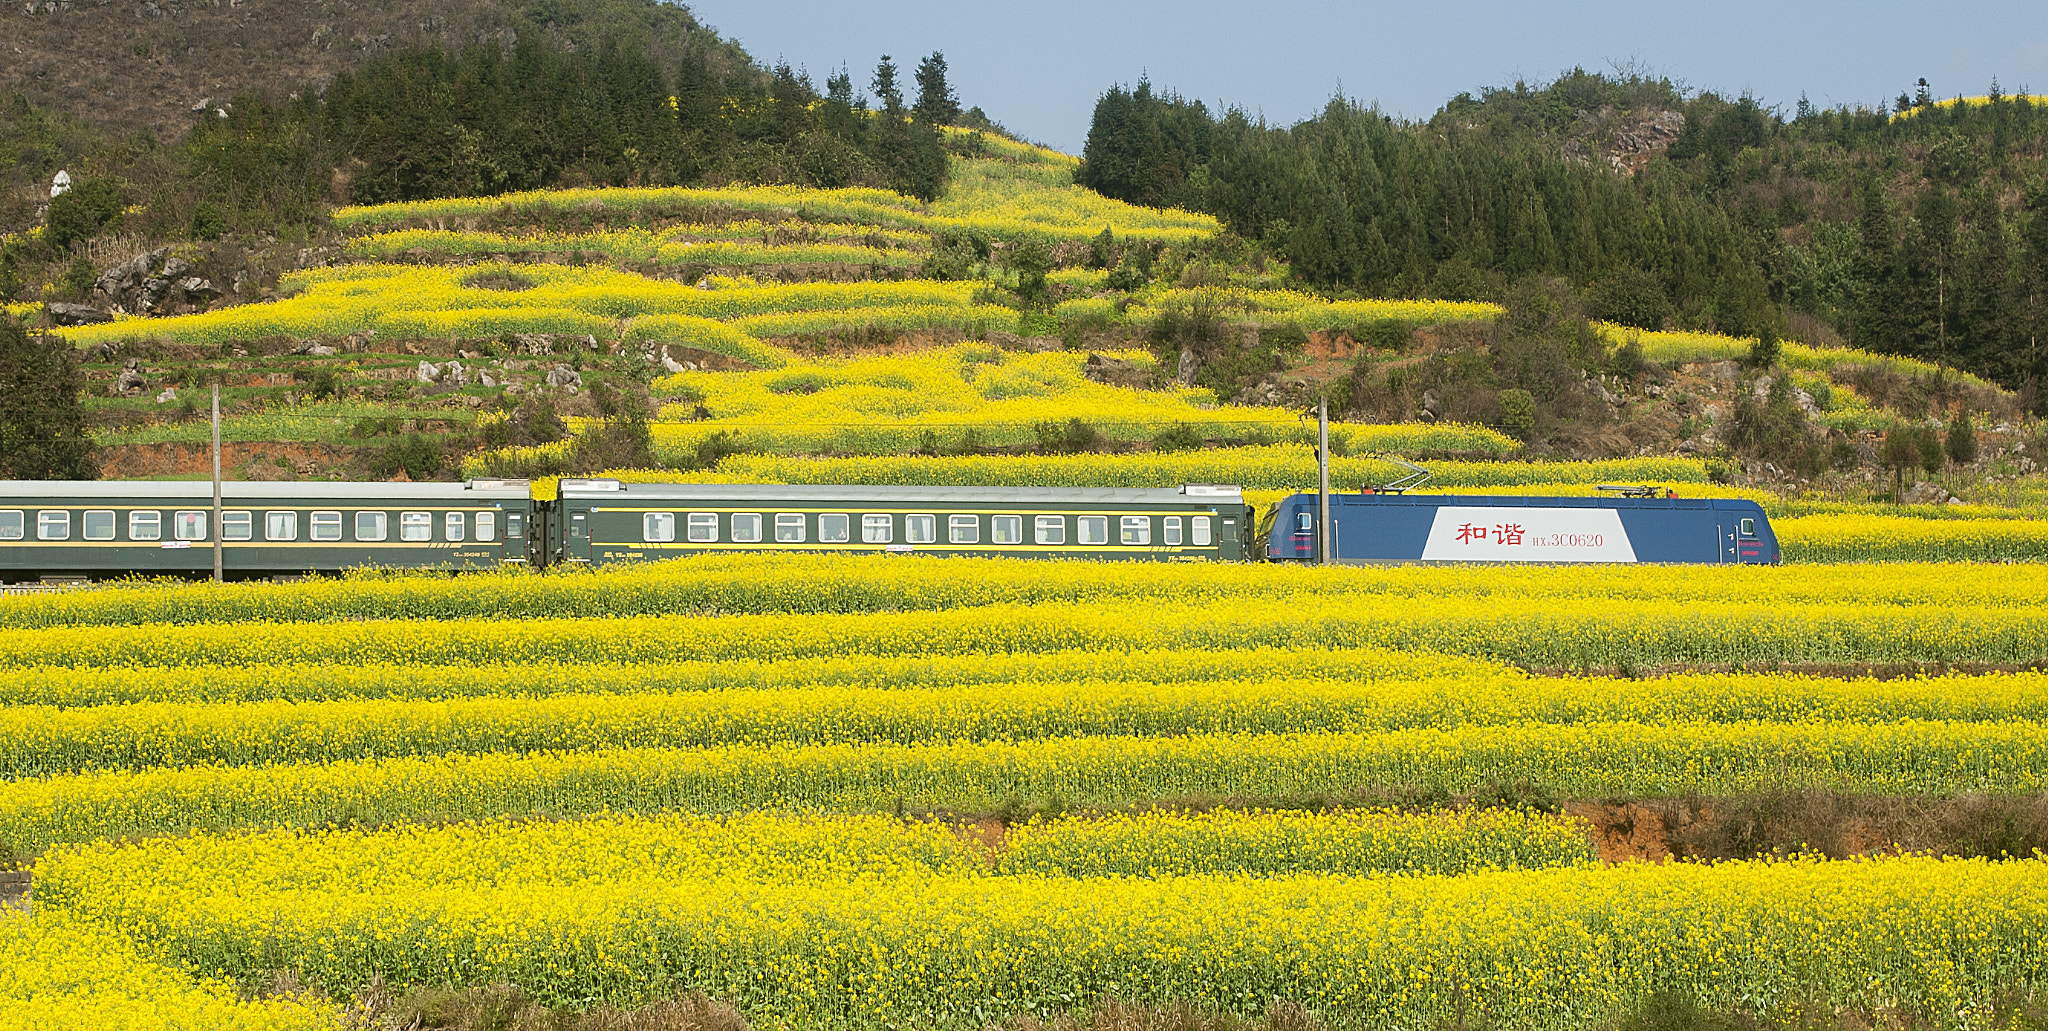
[0,481,533,501]
[557,481,1244,505]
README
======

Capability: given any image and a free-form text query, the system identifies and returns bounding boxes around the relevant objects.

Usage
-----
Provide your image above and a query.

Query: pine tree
[1959,190,2016,382]
[1851,177,1904,352]
[2021,185,2048,412]
[871,55,903,114]
[0,317,97,480]
[1906,185,1961,364]
[913,52,960,127]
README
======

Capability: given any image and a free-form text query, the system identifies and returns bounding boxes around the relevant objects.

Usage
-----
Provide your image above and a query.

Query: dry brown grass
[1569,790,2048,864]
[314,981,2048,1031]
[345,979,746,1031]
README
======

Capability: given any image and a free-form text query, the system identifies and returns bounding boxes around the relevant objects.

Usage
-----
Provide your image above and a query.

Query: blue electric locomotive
[1267,488,1779,565]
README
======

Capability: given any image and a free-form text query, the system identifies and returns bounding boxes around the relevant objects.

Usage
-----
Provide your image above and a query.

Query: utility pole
[212,382,222,584]
[1317,395,1331,566]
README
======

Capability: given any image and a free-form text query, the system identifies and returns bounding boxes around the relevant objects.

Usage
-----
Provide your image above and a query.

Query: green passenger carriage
[548,480,1256,566]
[0,480,538,581]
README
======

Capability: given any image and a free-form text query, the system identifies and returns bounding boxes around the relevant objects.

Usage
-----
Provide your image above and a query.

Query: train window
[38,511,70,540]
[819,513,850,543]
[174,511,207,541]
[991,515,1023,544]
[1295,511,1313,533]
[687,513,718,543]
[311,512,342,541]
[0,511,20,540]
[949,514,979,544]
[1033,515,1064,545]
[1163,517,1183,546]
[775,513,807,543]
[861,514,893,544]
[905,514,936,545]
[83,510,116,541]
[1120,516,1151,546]
[1077,516,1109,546]
[1739,518,1756,537]
[355,511,387,542]
[731,513,763,543]
[569,513,588,539]
[397,512,431,542]
[222,511,254,541]
[444,512,464,542]
[503,513,520,538]
[266,512,298,541]
[1191,516,1213,546]
[476,512,497,542]
[129,511,161,541]
[644,512,676,543]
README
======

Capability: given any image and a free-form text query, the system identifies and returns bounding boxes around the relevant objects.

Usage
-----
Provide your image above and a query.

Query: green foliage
[42,177,123,252]
[0,316,97,479]
[1730,377,1823,475]
[370,433,445,480]
[912,53,961,127]
[1150,423,1203,452]
[1880,427,1920,494]
[1103,246,1151,291]
[1495,388,1536,442]
[1033,418,1101,454]
[1607,336,1648,380]
[1946,410,1979,465]
[58,256,96,302]
[1915,425,1945,475]
[1745,327,1782,369]
[187,202,226,242]
[1592,266,1672,331]
[1088,227,1115,270]
[1075,69,2048,397]
[1076,80,1211,210]
[1006,240,1054,310]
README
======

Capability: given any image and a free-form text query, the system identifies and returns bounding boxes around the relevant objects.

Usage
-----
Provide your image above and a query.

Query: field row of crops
[27,811,2039,1027]
[11,712,2048,857]
[6,553,2035,628]
[330,133,1222,245]
[9,665,2048,776]
[0,910,335,1030]
[628,344,1519,459]
[51,259,1500,354]
[347,227,927,267]
[7,552,2047,1027]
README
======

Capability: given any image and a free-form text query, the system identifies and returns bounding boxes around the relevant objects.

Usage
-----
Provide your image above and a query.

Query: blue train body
[1267,492,1780,565]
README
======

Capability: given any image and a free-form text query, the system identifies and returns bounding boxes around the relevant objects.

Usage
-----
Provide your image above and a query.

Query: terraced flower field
[3,555,2046,1028]
[14,97,2048,1031]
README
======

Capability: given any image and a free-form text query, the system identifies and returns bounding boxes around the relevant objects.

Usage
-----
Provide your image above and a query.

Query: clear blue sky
[685,0,2048,153]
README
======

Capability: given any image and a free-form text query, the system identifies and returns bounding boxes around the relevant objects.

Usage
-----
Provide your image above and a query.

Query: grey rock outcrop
[1902,481,1952,506]
[109,359,146,396]
[44,302,113,325]
[94,249,219,316]
[1081,352,1154,390]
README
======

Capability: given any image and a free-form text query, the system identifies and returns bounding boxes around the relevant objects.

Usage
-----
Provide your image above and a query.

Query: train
[0,477,1776,582]
[1266,488,1780,565]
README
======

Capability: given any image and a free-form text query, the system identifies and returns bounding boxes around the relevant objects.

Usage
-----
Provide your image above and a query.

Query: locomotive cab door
[1286,509,1313,559]
[1735,517,1764,564]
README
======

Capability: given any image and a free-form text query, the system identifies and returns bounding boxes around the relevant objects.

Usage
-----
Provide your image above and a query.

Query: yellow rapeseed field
[26,819,2048,1026]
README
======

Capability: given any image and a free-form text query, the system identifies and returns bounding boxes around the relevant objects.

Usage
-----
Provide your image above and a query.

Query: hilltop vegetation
[1080,72,2048,404]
